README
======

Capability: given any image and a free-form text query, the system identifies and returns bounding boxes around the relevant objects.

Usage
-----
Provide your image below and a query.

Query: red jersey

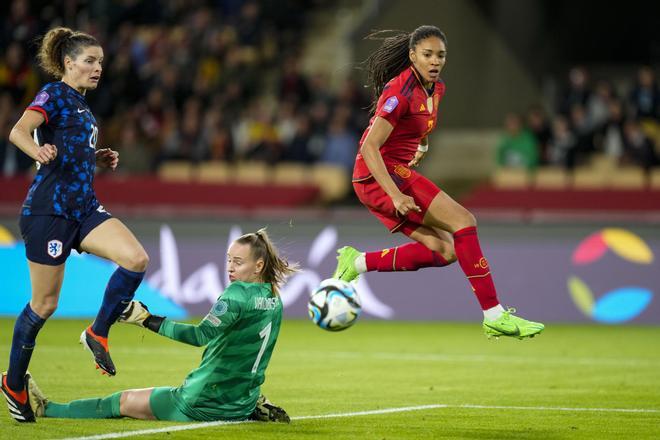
[353,67,445,184]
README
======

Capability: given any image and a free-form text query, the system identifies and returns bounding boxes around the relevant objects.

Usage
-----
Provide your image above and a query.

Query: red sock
[365,242,449,272]
[453,226,500,310]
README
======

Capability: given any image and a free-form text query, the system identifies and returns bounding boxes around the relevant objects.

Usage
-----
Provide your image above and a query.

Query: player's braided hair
[37,27,100,78]
[363,25,447,113]
[236,228,299,296]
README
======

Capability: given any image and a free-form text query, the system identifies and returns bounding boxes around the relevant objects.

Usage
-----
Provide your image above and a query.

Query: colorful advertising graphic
[1,222,659,324]
[0,225,185,318]
[569,228,654,323]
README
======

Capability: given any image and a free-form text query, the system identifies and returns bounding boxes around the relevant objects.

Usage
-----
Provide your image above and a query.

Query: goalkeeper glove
[118,300,164,332]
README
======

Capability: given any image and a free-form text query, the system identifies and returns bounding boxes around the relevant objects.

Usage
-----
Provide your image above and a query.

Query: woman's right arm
[361,116,421,216]
[8,110,57,165]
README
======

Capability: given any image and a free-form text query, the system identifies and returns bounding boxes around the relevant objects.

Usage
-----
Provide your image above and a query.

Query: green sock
[44,392,122,419]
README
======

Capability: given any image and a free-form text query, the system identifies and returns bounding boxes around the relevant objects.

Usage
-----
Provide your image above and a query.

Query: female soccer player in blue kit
[2,27,149,423]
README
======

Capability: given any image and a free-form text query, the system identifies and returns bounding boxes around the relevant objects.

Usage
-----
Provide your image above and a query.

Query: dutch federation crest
[47,240,63,258]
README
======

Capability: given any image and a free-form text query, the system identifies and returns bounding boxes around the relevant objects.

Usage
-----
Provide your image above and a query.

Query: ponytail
[37,27,99,78]
[363,30,410,114]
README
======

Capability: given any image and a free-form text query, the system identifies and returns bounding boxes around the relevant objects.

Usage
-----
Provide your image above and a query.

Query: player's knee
[421,237,456,265]
[123,249,149,272]
[453,209,477,231]
[119,391,140,417]
[119,390,154,420]
[31,298,58,318]
[440,248,457,265]
[435,242,457,265]
[419,236,441,254]
[119,391,133,417]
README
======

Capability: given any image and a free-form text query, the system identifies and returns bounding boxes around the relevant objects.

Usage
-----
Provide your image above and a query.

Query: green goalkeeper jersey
[157,281,283,421]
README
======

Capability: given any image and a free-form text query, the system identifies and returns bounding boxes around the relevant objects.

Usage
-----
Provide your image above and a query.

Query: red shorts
[353,168,441,237]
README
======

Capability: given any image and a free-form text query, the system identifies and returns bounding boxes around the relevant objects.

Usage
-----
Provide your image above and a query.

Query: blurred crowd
[497,66,660,172]
[0,0,369,176]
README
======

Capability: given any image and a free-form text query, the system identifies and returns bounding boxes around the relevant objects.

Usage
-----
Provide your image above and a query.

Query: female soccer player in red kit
[333,25,544,339]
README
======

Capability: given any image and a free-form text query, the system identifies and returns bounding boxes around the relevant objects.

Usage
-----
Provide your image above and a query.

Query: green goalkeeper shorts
[149,387,195,422]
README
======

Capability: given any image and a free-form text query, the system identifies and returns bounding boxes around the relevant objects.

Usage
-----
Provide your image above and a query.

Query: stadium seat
[572,167,607,189]
[650,169,660,189]
[590,153,617,171]
[310,164,350,202]
[533,167,569,189]
[608,167,646,189]
[492,168,531,189]
[158,161,194,182]
[197,161,233,183]
[272,162,310,185]
[234,161,271,185]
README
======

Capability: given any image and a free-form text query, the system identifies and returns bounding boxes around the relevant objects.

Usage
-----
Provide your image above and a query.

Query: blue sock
[91,267,145,337]
[7,303,46,391]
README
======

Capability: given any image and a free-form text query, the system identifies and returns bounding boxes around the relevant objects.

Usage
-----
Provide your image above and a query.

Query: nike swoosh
[77,108,86,113]
[484,323,520,336]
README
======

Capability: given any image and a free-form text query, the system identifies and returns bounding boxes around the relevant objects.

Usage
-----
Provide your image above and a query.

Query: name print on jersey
[254,297,279,310]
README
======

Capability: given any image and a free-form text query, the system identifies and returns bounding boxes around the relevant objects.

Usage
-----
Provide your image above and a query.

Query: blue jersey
[22,81,100,221]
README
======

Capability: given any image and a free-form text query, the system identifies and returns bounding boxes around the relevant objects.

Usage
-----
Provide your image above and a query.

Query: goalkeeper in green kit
[26,229,296,423]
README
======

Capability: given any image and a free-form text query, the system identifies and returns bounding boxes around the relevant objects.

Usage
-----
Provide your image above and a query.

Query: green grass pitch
[1,318,659,439]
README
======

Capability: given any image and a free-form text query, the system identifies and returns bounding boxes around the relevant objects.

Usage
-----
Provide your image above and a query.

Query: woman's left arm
[118,296,241,347]
[157,319,225,347]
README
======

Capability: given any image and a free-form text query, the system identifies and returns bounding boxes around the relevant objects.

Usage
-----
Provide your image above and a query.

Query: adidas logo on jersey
[419,104,426,112]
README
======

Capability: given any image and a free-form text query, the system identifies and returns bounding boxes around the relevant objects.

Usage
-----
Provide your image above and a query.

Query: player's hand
[391,193,421,216]
[408,150,426,168]
[118,301,151,327]
[95,148,119,170]
[35,143,57,165]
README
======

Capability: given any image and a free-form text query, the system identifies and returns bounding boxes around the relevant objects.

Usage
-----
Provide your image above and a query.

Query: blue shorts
[19,207,113,266]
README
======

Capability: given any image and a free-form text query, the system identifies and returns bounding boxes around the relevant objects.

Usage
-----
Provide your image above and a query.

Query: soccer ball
[308,278,362,331]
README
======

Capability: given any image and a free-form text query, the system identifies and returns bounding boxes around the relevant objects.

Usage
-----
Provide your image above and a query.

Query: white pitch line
[58,404,444,440]
[291,404,446,420]
[59,403,660,440]
[456,404,660,413]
